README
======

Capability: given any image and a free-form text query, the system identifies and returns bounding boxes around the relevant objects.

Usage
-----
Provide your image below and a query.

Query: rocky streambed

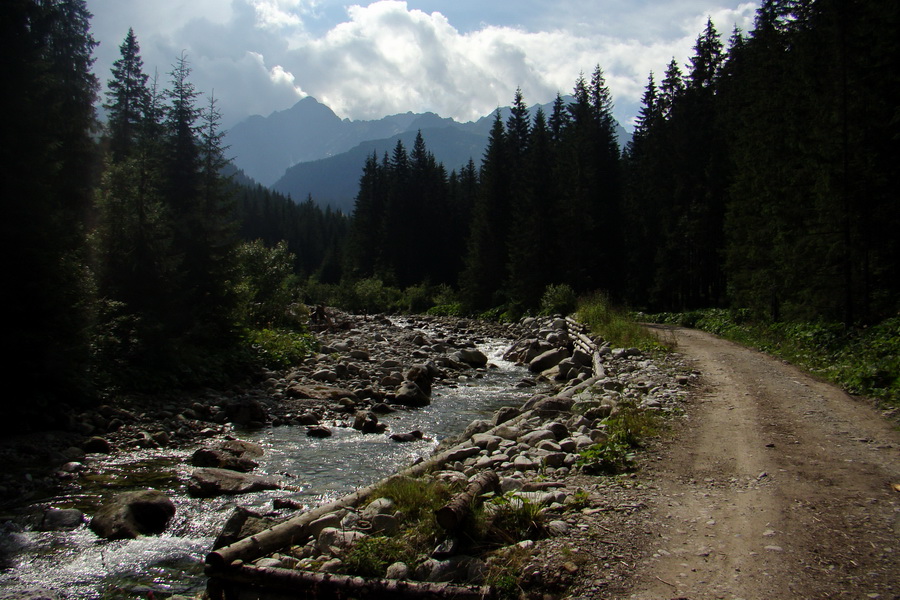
[0,311,696,600]
[205,316,697,600]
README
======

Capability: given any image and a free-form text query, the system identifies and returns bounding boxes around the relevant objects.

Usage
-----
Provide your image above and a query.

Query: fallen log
[208,563,495,600]
[592,351,606,379]
[207,412,536,572]
[435,471,500,532]
[208,430,516,571]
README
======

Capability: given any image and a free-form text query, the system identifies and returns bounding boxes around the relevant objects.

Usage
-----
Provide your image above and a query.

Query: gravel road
[623,327,900,600]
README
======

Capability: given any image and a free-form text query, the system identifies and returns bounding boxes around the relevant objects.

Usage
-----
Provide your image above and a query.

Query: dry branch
[435,471,500,532]
[210,564,495,600]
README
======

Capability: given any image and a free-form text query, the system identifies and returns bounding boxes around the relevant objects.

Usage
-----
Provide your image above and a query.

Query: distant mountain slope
[228,95,632,208]
[271,127,486,213]
[225,97,457,186]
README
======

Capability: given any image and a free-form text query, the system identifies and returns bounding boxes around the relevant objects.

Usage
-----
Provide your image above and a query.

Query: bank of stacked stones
[207,315,693,598]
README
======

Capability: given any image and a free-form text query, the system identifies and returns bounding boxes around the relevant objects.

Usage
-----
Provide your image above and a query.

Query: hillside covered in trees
[339,0,899,326]
[2,0,897,429]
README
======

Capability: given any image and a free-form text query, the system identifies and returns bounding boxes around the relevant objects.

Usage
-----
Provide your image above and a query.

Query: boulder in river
[225,398,268,427]
[212,506,279,550]
[528,348,570,373]
[191,439,264,472]
[38,507,85,531]
[286,384,358,402]
[393,381,431,407]
[89,489,176,540]
[405,364,434,397]
[82,436,112,454]
[190,447,259,472]
[390,430,424,443]
[188,467,280,497]
[452,348,488,368]
[352,410,386,434]
[306,426,333,438]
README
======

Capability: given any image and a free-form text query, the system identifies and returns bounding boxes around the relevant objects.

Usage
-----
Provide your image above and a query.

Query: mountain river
[0,338,533,600]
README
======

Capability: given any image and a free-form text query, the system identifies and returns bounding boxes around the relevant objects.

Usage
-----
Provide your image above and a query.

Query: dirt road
[625,327,900,600]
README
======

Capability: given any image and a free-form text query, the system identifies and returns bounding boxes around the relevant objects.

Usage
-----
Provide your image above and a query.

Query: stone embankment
[205,313,696,600]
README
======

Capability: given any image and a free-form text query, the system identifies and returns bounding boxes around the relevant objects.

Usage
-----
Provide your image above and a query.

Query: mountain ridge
[226,96,632,210]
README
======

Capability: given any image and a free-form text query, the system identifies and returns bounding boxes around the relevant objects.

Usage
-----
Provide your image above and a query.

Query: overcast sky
[85,0,759,130]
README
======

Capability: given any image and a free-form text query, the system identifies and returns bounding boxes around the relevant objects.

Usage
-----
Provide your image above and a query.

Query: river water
[0,339,533,600]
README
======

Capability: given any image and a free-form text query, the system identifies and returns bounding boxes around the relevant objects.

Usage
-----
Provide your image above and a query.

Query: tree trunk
[435,471,500,532]
[209,563,495,600]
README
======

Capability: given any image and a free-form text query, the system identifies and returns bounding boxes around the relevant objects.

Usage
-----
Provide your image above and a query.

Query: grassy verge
[645,309,900,408]
[576,293,675,351]
[576,400,666,475]
[324,475,547,599]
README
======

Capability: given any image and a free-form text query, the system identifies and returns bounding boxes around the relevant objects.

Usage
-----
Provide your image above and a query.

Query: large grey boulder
[405,364,433,396]
[317,527,368,557]
[453,348,488,368]
[191,439,264,472]
[188,467,280,497]
[191,448,258,472]
[393,381,430,407]
[352,410,386,434]
[528,348,570,373]
[225,398,268,427]
[89,489,175,540]
[38,507,85,531]
[212,506,279,550]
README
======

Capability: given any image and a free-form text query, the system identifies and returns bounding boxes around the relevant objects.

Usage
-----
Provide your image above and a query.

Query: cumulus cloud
[86,0,758,128]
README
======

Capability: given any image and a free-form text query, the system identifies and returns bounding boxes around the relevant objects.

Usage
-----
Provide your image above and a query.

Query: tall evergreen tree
[460,111,510,309]
[2,0,99,423]
[103,28,150,161]
[347,152,386,278]
[165,52,202,217]
[507,107,557,308]
[193,92,239,340]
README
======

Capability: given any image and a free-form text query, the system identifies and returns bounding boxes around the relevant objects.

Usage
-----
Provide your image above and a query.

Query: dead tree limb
[210,563,495,600]
[435,471,500,532]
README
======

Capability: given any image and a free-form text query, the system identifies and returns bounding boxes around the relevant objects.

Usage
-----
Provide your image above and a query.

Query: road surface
[626,327,900,600]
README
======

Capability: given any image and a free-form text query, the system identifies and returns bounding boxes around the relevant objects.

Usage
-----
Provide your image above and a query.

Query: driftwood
[208,434,522,571]
[209,564,495,600]
[434,471,500,532]
[592,351,606,379]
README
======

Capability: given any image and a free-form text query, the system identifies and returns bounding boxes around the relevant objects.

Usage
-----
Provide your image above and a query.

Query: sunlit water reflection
[0,339,533,599]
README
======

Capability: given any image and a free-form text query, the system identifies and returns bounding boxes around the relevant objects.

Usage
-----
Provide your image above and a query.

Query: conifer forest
[2,0,898,428]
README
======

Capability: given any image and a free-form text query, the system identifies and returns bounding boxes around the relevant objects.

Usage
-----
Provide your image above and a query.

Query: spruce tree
[104,28,150,162]
[507,107,556,309]
[2,0,99,423]
[460,111,510,309]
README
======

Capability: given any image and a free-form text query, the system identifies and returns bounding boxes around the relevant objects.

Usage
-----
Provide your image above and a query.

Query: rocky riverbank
[0,311,526,509]
[202,314,698,600]
[1,310,697,600]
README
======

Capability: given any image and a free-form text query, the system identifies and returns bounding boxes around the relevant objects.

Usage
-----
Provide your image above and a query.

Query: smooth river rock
[89,489,176,540]
[188,467,280,497]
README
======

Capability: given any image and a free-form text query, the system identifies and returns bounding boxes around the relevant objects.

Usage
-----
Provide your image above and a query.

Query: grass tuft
[576,293,674,351]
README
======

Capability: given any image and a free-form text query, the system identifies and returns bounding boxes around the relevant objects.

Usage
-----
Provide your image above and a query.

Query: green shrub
[247,328,318,369]
[401,283,433,313]
[233,240,299,328]
[540,283,577,316]
[341,536,415,578]
[577,401,663,475]
[352,277,401,313]
[468,491,545,547]
[577,293,672,351]
[426,303,465,317]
